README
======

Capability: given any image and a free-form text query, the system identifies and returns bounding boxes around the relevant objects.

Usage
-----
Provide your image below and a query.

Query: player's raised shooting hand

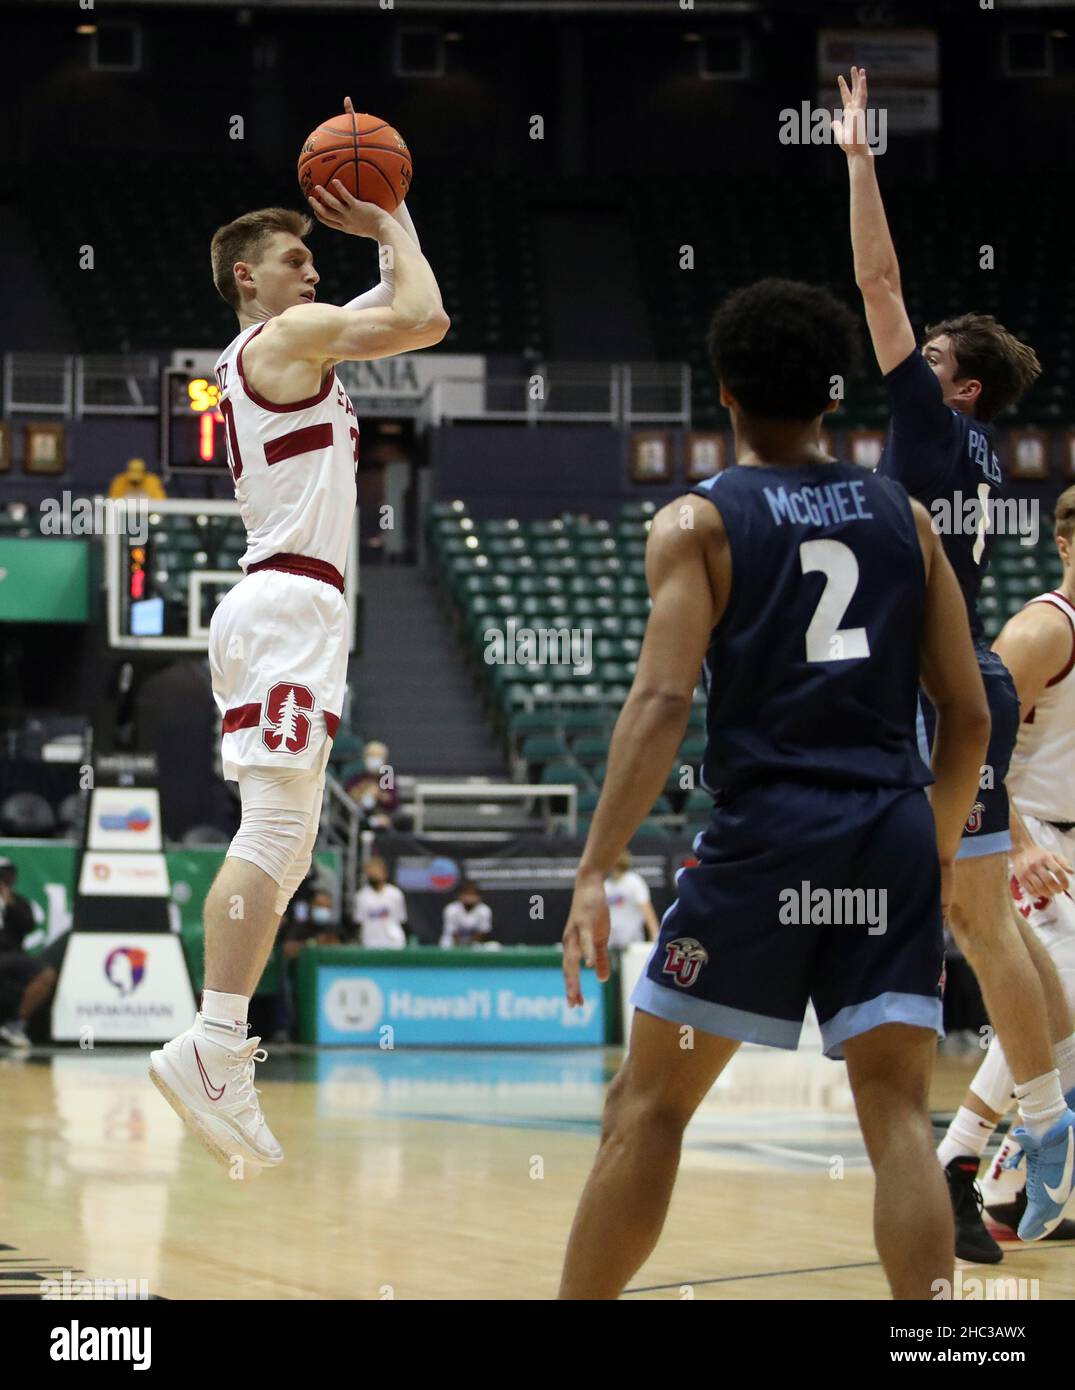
[562,868,611,1007]
[309,179,390,240]
[834,65,872,159]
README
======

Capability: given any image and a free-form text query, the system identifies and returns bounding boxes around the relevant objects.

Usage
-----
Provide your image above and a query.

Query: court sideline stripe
[624,1259,883,1293]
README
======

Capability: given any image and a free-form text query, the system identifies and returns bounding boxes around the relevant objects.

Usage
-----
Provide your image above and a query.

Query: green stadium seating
[521,735,570,763]
[571,736,611,766]
[541,762,594,788]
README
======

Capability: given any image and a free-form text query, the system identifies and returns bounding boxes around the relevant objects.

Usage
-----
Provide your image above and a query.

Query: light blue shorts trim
[956,829,1012,860]
[819,991,945,1060]
[631,978,944,1062]
[630,976,802,1050]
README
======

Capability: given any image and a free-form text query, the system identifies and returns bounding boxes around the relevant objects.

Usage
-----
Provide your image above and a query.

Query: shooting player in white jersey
[149,98,448,1172]
[940,486,1075,1259]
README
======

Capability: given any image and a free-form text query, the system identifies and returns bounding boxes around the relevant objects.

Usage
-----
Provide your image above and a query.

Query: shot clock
[159,367,230,476]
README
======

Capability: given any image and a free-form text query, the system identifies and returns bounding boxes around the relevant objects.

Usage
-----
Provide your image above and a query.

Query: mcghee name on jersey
[213,323,359,579]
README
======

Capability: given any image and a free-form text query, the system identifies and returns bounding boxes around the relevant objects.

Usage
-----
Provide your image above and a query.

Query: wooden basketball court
[3,1045,1073,1300]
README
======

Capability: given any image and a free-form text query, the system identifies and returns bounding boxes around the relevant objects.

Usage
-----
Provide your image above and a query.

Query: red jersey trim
[221,702,340,738]
[246,552,345,593]
[237,323,335,414]
[222,702,261,734]
[264,422,334,465]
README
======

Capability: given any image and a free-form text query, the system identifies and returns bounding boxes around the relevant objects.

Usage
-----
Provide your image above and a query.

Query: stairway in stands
[349,563,509,778]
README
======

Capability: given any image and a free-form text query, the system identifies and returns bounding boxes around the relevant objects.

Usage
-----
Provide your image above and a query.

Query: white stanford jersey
[1008,590,1075,823]
[214,323,358,578]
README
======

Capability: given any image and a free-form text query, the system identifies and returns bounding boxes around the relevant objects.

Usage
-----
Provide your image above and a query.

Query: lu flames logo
[104,947,147,996]
[964,801,985,835]
[661,938,708,989]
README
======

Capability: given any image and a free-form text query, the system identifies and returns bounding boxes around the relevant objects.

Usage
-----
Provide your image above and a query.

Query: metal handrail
[412,781,578,835]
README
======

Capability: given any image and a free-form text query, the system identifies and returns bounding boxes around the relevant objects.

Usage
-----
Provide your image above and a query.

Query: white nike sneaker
[149,1014,283,1173]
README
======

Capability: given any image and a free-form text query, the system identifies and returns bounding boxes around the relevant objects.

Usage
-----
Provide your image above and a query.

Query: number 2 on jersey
[800,539,870,663]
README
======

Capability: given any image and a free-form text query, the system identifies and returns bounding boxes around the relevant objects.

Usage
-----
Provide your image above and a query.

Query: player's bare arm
[246,189,448,404]
[267,195,446,353]
[994,602,1073,720]
[836,67,916,377]
[994,602,1075,896]
[562,495,725,1004]
[911,499,992,903]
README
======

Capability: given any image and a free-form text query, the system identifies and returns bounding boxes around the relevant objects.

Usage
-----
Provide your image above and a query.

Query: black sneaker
[945,1156,1004,1264]
[986,1187,1075,1242]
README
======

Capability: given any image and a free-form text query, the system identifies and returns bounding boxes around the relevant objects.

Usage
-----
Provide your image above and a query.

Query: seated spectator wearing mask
[345,740,400,830]
[440,879,493,947]
[604,851,660,949]
[282,888,343,960]
[353,857,408,948]
[273,886,343,1042]
[0,857,56,1049]
[107,457,167,500]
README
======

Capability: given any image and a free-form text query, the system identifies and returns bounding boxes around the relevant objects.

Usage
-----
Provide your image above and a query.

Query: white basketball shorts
[209,568,348,782]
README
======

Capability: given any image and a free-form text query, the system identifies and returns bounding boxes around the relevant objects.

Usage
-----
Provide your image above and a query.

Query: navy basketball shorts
[630,782,944,1061]
[917,644,1020,860]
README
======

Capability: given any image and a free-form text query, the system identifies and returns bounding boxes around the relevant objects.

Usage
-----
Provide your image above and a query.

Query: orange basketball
[297,111,413,213]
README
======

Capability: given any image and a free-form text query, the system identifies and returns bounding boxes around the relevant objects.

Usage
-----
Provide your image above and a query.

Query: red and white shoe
[149,1014,283,1173]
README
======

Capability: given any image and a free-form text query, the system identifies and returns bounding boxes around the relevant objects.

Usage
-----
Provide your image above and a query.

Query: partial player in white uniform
[353,857,408,948]
[149,97,448,1172]
[603,852,659,948]
[938,486,1075,1258]
[439,881,493,947]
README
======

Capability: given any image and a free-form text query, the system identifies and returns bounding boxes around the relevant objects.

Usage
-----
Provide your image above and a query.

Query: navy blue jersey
[692,461,932,796]
[877,348,1002,641]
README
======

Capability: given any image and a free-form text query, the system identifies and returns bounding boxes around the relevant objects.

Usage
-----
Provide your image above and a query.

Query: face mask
[311,906,333,925]
[365,758,383,774]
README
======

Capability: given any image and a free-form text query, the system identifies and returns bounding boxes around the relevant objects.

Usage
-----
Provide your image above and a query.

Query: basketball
[297,111,413,213]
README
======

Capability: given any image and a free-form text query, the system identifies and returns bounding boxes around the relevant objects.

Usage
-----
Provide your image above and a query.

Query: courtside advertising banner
[86,788,163,852]
[51,931,196,1042]
[317,965,605,1045]
[78,851,170,898]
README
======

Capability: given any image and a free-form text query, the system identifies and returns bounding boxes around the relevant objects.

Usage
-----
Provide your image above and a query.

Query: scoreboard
[160,367,230,476]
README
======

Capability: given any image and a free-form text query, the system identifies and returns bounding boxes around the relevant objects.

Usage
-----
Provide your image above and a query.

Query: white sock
[1014,1069,1066,1138]
[201,990,249,1039]
[938,1107,997,1167]
[1054,1032,1075,1098]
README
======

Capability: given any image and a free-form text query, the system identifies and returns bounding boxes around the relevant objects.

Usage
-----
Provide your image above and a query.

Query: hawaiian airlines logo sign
[263,682,315,754]
[104,947,147,996]
[98,806,152,832]
[87,789,162,852]
[661,938,708,989]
